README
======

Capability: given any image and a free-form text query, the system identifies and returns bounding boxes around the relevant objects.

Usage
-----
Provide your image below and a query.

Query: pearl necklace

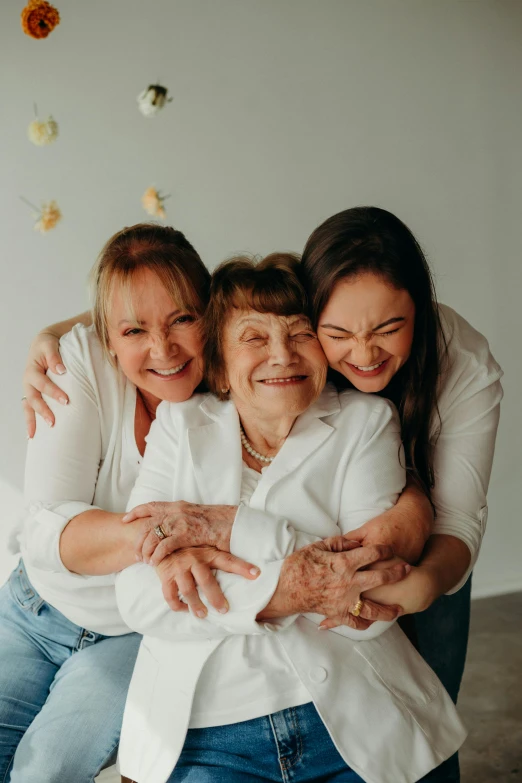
[240,425,274,464]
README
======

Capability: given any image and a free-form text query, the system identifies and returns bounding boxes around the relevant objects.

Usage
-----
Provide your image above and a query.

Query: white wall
[1,0,520,596]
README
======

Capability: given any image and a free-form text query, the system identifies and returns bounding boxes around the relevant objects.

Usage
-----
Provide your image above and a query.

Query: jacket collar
[188,385,340,504]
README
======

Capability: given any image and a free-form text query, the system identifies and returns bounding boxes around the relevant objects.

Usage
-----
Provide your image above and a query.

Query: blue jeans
[402,576,472,783]
[0,560,141,783]
[168,702,364,782]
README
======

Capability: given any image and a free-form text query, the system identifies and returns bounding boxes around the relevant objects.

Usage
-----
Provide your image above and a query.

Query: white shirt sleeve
[431,378,502,593]
[22,335,103,573]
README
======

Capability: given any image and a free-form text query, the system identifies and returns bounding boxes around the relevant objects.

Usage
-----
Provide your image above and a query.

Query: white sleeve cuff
[231,504,320,562]
[205,559,297,635]
[22,501,100,573]
[432,506,487,594]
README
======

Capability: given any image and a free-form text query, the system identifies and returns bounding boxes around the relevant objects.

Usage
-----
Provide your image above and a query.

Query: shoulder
[326,385,400,437]
[57,324,118,391]
[154,392,221,429]
[437,304,503,408]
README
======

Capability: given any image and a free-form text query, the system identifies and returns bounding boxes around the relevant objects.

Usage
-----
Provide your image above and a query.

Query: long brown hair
[301,206,446,498]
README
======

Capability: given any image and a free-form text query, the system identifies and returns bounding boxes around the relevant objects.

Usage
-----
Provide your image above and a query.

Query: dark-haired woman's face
[317,273,415,393]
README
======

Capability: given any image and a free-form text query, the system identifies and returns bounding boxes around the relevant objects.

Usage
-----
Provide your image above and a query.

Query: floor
[459,591,522,782]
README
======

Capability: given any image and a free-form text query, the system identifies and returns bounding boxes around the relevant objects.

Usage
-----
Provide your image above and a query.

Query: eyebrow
[117,310,181,327]
[319,317,405,333]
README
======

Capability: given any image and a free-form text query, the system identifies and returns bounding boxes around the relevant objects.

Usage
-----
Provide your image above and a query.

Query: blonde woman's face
[107,268,204,405]
[318,273,415,393]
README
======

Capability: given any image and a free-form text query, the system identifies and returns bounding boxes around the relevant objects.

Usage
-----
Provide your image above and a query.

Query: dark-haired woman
[300,206,503,782]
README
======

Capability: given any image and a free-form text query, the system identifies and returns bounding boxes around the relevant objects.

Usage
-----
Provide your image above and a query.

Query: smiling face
[318,272,416,393]
[222,310,328,424]
[106,267,205,407]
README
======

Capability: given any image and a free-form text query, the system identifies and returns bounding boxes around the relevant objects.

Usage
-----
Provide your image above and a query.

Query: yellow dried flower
[141,187,168,220]
[34,201,62,233]
[21,1,60,39]
[28,117,59,146]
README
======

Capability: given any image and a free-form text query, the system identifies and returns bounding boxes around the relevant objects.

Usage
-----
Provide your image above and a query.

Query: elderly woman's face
[222,310,328,419]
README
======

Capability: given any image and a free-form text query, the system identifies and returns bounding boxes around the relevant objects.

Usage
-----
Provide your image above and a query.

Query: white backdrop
[1,0,520,597]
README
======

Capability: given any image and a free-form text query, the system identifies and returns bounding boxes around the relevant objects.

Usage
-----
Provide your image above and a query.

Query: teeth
[353,361,385,372]
[263,377,301,384]
[153,361,188,376]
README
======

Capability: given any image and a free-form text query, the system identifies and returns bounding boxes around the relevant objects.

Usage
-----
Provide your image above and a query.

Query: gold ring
[350,599,363,617]
[153,525,167,540]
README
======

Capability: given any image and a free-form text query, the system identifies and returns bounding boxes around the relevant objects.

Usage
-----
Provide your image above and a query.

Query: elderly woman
[115,254,466,783]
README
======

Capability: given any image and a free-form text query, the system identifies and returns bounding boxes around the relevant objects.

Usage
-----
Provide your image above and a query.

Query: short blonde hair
[203,252,309,398]
[90,224,210,361]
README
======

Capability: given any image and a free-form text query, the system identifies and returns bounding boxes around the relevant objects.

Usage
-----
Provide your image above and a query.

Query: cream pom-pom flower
[34,200,62,233]
[28,116,59,146]
[137,84,172,117]
[141,187,169,219]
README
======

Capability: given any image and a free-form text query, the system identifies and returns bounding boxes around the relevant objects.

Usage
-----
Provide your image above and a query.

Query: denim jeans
[401,576,472,783]
[0,560,141,783]
[168,701,364,782]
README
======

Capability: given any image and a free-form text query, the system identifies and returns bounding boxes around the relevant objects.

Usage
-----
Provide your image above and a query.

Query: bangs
[228,273,308,319]
[105,260,204,328]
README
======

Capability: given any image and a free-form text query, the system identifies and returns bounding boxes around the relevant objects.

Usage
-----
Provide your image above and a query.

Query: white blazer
[116,386,467,783]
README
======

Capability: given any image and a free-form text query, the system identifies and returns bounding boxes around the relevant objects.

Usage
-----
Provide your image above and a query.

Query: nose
[348,337,381,367]
[149,331,179,362]
[267,336,299,367]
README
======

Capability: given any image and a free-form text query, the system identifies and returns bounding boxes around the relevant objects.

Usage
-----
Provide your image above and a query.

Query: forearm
[60,509,143,575]
[416,533,471,595]
[42,311,92,339]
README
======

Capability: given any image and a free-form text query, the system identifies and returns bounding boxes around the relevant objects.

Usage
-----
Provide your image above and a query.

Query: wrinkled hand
[23,331,68,437]
[123,501,237,564]
[272,536,409,631]
[156,545,261,617]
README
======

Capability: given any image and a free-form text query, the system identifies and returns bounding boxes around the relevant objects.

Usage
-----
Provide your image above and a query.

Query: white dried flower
[28,116,59,146]
[137,84,172,117]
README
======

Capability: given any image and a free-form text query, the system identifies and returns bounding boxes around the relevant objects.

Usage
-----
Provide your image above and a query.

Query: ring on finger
[21,396,27,403]
[153,524,167,540]
[350,599,363,617]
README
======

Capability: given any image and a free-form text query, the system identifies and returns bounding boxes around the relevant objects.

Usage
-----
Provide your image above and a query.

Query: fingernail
[318,626,327,631]
[196,610,207,618]
[45,419,54,428]
[59,397,68,406]
[56,364,66,375]
[135,554,141,562]
[122,514,130,522]
[26,435,31,441]
[249,567,260,576]
[404,565,412,574]
[219,601,229,614]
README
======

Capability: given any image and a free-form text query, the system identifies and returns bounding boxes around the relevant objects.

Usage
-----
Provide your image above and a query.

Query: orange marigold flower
[34,201,62,233]
[21,1,60,40]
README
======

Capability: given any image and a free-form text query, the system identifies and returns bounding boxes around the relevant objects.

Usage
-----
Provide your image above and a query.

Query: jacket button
[309,666,327,684]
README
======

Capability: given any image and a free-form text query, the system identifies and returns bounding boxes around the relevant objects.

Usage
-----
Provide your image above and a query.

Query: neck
[238,409,297,458]
[137,387,161,421]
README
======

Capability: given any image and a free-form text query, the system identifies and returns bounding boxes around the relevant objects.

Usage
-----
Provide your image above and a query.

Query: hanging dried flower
[34,201,62,233]
[21,1,60,39]
[141,187,169,219]
[137,85,173,117]
[28,116,59,146]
